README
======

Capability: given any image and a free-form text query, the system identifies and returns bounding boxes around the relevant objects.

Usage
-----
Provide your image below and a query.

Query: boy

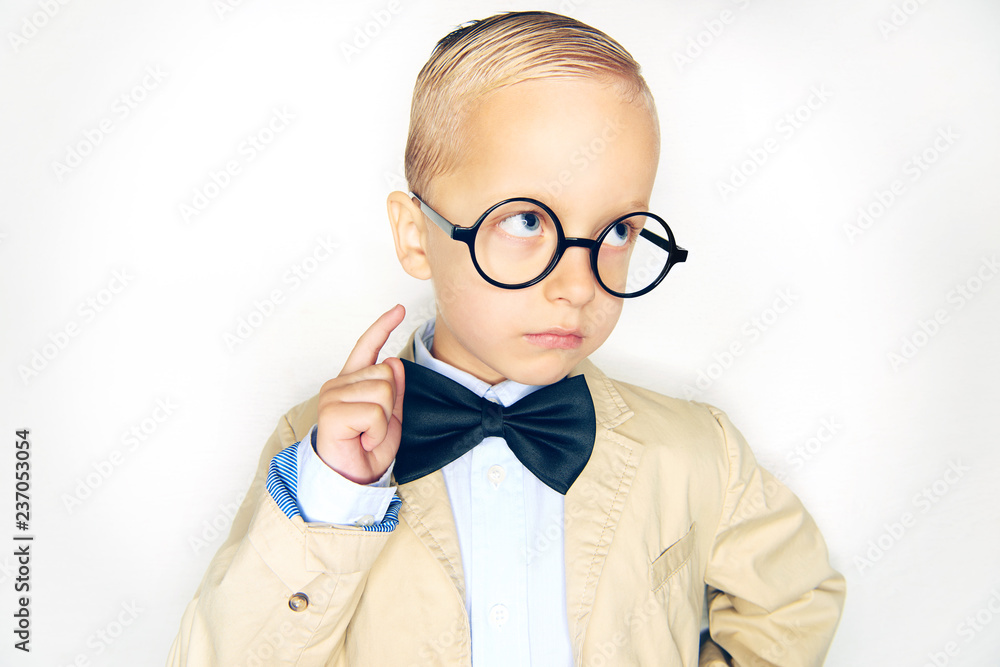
[170,11,844,666]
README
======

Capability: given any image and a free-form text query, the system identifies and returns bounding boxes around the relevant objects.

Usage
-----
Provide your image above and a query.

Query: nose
[541,244,597,305]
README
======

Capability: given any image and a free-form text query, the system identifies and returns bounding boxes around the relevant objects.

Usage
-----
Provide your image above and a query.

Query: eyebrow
[600,201,652,223]
[489,192,652,233]
[527,196,651,215]
[586,200,651,220]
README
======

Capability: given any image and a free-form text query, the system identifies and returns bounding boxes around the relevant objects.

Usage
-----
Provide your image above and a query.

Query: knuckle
[364,402,385,422]
[321,375,346,392]
[376,379,395,405]
[316,401,339,422]
[368,362,391,378]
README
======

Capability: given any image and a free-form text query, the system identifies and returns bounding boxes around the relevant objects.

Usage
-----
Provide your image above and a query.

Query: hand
[314,304,406,485]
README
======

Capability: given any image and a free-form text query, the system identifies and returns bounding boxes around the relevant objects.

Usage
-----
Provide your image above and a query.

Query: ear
[386,190,432,280]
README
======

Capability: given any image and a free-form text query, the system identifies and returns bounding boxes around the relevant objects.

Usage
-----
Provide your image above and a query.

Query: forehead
[437,77,659,226]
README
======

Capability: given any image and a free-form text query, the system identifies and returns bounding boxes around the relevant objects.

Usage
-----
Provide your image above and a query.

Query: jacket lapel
[397,472,467,603]
[564,359,644,657]
[395,335,467,603]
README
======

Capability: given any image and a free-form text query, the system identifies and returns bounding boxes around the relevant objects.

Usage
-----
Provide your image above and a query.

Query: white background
[2,0,999,664]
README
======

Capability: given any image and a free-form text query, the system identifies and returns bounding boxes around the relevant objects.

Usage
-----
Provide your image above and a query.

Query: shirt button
[487,465,506,489]
[489,603,509,628]
[288,592,309,612]
[357,514,374,526]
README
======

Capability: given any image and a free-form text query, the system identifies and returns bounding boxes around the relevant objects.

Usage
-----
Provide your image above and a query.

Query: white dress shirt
[296,318,573,665]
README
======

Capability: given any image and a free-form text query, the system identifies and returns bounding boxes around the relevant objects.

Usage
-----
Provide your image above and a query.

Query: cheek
[431,259,502,334]
[437,280,510,326]
[433,271,473,311]
[581,295,623,346]
[428,237,476,304]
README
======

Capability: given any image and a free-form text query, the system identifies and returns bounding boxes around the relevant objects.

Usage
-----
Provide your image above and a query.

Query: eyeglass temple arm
[639,228,689,263]
[409,192,457,238]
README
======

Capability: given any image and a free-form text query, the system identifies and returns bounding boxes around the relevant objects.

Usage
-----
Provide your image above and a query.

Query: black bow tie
[394,359,596,494]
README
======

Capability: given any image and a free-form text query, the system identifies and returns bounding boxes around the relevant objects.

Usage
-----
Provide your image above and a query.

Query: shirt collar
[412,318,547,408]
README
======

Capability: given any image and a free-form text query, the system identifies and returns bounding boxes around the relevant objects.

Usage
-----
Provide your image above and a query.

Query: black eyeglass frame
[410,192,688,298]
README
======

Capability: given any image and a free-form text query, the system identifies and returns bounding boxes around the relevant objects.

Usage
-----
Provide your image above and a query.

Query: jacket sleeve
[167,411,395,666]
[700,407,846,667]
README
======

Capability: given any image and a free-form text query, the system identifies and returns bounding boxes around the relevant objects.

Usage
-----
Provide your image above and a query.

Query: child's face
[412,77,659,386]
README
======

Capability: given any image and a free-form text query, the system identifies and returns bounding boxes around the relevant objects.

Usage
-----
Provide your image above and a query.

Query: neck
[429,336,506,386]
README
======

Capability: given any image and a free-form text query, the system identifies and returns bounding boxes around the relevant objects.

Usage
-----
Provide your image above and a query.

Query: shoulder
[576,358,735,459]
[574,360,725,438]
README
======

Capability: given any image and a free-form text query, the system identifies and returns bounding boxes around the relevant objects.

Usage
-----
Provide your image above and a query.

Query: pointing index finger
[340,304,406,376]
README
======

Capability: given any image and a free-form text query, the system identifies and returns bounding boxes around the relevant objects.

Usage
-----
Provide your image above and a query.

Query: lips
[524,327,584,350]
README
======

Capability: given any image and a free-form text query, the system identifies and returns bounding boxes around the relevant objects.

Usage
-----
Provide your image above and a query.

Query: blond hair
[404,11,658,199]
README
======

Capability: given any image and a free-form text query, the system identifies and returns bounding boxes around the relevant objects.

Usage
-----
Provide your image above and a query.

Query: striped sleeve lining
[266,441,401,532]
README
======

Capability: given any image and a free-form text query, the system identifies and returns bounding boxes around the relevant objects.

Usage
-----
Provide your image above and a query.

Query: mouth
[524,327,584,350]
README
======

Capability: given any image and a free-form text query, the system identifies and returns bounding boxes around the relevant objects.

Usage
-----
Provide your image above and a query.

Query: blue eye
[603,221,633,247]
[498,212,544,238]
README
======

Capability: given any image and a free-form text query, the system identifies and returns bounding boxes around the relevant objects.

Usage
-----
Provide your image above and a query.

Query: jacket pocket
[650,522,697,591]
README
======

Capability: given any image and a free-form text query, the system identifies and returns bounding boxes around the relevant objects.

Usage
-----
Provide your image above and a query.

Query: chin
[506,357,581,386]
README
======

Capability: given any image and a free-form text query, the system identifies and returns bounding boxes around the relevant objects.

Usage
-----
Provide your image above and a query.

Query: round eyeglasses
[411,193,688,298]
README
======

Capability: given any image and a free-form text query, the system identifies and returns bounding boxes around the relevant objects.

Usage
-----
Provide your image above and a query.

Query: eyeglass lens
[472,200,673,296]
[597,214,672,296]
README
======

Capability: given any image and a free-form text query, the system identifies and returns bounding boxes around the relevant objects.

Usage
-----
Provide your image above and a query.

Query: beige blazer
[169,342,845,666]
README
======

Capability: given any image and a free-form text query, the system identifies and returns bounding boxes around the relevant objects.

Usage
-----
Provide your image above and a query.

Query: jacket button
[288,592,309,612]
